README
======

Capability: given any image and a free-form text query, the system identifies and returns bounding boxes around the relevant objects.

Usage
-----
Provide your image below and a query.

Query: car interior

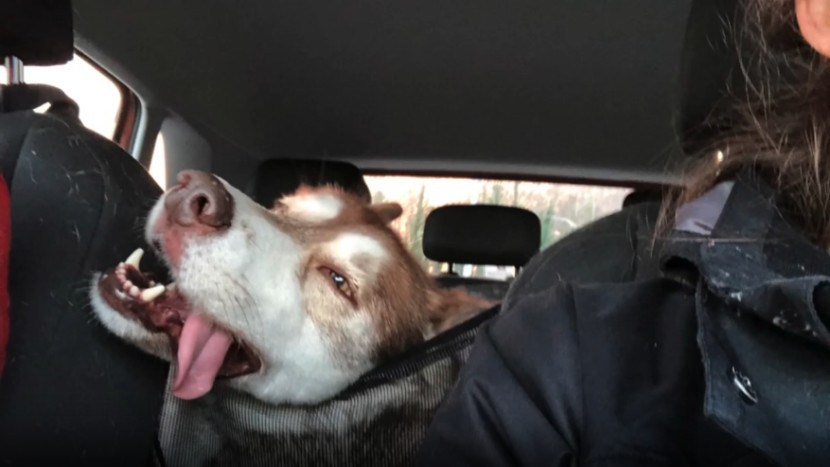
[0,0,744,463]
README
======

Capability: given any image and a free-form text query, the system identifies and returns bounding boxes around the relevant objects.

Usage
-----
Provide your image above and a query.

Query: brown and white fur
[90,170,492,407]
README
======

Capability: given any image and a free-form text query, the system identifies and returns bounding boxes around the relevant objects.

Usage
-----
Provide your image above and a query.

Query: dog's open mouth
[97,249,261,400]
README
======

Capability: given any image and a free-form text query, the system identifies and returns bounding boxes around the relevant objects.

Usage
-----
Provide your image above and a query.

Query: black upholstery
[0,109,169,466]
[0,0,74,66]
[423,205,540,267]
[247,158,371,207]
[0,110,169,466]
[1,4,168,462]
[675,0,743,155]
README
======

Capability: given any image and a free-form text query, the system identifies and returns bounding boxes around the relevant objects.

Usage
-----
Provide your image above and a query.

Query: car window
[365,175,632,279]
[149,133,167,189]
[1,54,123,139]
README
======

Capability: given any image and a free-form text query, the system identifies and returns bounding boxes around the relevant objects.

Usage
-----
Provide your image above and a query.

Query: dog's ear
[271,184,314,211]
[271,198,286,212]
[425,288,495,338]
[370,202,403,223]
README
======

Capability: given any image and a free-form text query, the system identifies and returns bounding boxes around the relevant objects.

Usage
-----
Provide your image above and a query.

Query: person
[416,0,830,466]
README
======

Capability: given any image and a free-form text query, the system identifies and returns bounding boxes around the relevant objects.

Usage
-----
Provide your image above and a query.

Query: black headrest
[675,0,743,155]
[247,159,371,207]
[0,0,74,66]
[622,187,664,208]
[423,205,540,267]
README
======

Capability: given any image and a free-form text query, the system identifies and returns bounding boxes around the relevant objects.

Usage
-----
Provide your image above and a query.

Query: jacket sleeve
[417,284,583,467]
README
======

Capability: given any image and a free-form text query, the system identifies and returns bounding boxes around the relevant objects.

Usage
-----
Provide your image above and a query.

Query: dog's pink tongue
[172,313,232,400]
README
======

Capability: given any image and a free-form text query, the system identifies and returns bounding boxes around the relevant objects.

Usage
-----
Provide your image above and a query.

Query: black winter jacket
[417,171,830,467]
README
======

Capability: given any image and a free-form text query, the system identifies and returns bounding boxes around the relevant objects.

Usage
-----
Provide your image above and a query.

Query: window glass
[1,54,123,138]
[149,133,167,189]
[364,176,632,279]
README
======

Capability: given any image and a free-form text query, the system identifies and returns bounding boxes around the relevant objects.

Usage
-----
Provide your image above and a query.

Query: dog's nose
[165,170,234,229]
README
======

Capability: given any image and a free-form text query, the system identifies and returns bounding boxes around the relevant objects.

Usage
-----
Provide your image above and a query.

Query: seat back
[0,112,170,466]
[0,2,169,464]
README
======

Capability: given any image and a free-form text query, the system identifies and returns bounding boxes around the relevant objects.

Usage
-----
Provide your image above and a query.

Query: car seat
[0,1,169,465]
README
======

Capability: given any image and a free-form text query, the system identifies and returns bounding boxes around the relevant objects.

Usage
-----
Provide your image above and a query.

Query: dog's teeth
[125,248,144,269]
[129,286,140,297]
[140,284,166,302]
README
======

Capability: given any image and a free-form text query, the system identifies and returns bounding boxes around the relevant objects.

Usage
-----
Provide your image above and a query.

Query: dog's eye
[321,267,355,302]
[330,270,352,296]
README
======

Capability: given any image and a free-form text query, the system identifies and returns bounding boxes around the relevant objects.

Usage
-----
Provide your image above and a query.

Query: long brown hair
[661,0,830,246]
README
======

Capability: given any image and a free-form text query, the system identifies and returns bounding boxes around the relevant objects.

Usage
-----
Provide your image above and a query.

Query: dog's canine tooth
[141,284,166,302]
[125,248,144,269]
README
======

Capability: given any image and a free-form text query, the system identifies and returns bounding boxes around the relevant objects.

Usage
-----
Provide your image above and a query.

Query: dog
[90,170,495,466]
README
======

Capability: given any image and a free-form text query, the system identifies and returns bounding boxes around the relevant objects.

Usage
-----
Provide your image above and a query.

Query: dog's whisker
[214,270,260,335]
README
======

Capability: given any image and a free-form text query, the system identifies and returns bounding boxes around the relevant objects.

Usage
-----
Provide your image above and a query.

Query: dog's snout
[165,170,234,229]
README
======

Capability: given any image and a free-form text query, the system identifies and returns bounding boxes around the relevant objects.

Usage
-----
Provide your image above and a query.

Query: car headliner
[72,0,694,185]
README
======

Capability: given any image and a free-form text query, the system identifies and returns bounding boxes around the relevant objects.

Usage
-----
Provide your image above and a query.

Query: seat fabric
[0,110,169,466]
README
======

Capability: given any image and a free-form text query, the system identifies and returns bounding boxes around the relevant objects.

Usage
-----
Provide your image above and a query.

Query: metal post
[5,56,24,84]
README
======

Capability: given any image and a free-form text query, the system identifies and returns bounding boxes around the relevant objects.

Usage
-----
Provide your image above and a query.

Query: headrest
[0,0,74,66]
[675,0,743,155]
[622,188,664,208]
[247,158,371,207]
[423,205,541,267]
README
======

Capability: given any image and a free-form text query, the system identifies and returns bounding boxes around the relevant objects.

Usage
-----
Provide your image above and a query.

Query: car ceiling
[73,0,694,184]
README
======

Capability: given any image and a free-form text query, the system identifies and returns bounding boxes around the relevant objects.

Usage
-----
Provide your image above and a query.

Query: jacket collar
[663,170,830,467]
[668,170,830,349]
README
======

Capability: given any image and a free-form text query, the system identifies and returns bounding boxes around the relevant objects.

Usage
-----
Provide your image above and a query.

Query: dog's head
[94,171,491,404]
